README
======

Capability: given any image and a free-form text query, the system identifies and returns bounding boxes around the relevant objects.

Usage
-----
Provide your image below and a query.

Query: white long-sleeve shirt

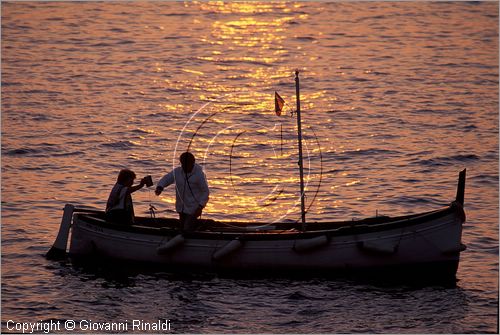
[157,163,209,215]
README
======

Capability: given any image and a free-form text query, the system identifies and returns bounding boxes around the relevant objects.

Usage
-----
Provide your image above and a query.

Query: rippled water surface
[2,2,498,333]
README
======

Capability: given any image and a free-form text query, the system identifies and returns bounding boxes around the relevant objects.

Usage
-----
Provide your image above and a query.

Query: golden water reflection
[3,1,497,225]
[194,1,291,14]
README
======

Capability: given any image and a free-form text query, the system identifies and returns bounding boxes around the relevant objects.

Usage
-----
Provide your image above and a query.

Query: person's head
[117,169,136,187]
[180,152,195,173]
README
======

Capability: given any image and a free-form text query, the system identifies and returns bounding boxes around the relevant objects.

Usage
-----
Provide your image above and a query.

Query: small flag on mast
[275,91,285,116]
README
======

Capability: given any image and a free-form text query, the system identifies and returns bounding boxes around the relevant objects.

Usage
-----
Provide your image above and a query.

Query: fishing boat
[46,71,467,282]
[47,169,467,281]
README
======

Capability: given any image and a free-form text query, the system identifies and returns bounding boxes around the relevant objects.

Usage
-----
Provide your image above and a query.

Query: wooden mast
[295,70,307,230]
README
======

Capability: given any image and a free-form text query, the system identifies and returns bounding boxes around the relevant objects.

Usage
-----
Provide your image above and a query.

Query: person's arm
[155,170,175,195]
[129,178,146,194]
[191,170,209,218]
[197,168,210,209]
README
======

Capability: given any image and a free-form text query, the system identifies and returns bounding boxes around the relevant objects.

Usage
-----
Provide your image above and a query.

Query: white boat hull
[68,204,465,279]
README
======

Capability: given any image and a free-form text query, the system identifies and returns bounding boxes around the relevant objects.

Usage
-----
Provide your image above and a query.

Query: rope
[304,127,324,216]
[148,188,157,221]
[187,111,218,152]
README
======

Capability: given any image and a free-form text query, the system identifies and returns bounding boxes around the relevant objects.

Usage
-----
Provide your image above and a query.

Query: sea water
[2,2,498,333]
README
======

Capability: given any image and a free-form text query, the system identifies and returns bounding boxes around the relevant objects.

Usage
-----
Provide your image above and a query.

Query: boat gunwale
[73,202,464,241]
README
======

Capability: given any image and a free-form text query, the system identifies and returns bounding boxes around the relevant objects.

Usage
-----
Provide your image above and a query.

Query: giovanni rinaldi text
[6,319,172,333]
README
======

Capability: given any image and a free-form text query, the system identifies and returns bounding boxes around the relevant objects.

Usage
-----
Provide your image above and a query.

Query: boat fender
[293,235,329,252]
[357,240,398,255]
[442,243,467,255]
[212,239,243,261]
[157,234,185,255]
[46,204,74,260]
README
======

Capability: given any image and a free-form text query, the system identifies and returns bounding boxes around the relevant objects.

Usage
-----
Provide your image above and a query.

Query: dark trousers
[179,212,198,232]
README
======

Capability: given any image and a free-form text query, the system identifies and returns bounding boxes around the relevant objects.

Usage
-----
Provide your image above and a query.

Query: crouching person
[106,169,147,225]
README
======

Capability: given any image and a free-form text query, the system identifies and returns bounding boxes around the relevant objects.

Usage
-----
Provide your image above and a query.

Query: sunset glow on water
[2,2,498,333]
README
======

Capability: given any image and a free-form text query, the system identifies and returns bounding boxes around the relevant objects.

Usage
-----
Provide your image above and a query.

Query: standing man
[155,152,209,231]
